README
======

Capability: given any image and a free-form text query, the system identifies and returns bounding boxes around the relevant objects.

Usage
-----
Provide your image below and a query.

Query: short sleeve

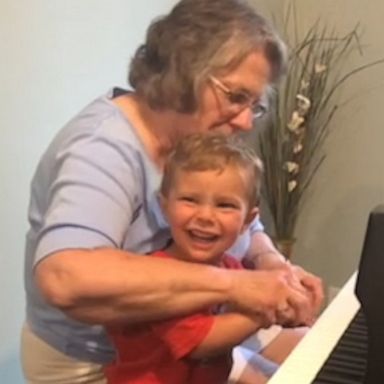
[34,134,141,265]
[151,313,215,360]
[248,216,264,233]
[226,216,264,259]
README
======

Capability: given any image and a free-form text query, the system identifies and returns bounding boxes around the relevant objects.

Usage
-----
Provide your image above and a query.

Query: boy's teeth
[190,230,216,240]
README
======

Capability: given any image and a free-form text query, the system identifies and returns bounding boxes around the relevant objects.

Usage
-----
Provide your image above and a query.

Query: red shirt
[104,251,242,384]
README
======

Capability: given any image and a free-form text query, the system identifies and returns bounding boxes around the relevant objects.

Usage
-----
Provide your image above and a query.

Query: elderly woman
[21,0,323,383]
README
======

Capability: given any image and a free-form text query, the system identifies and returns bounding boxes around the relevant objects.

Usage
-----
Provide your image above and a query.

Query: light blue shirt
[24,88,264,363]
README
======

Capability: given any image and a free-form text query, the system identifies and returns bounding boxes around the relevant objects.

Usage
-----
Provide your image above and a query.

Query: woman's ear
[241,206,259,233]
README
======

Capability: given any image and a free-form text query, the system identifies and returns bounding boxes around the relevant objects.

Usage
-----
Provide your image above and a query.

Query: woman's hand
[270,260,324,326]
[288,263,324,317]
[229,268,315,328]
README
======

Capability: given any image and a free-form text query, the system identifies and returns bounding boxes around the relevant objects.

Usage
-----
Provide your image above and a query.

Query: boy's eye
[217,202,238,209]
[179,196,196,203]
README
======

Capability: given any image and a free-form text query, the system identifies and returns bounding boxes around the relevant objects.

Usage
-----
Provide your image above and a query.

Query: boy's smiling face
[160,166,258,264]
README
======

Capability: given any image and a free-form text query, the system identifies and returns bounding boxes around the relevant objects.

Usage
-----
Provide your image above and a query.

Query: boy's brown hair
[161,133,263,208]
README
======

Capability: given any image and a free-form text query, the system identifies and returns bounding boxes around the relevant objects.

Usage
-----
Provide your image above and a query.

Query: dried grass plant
[257,3,384,243]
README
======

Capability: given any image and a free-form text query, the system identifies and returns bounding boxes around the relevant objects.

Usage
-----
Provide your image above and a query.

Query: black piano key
[314,377,362,384]
[312,309,367,384]
[323,358,366,373]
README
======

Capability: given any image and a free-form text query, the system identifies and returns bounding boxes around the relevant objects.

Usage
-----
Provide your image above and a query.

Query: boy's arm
[188,312,265,359]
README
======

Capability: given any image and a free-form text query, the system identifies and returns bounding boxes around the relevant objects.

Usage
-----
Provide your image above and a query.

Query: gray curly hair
[128,0,286,113]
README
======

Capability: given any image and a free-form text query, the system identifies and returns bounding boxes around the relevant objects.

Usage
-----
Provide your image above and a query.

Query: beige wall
[0,1,177,381]
[251,0,384,289]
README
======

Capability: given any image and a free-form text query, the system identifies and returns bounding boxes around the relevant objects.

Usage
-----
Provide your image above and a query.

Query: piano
[268,205,384,384]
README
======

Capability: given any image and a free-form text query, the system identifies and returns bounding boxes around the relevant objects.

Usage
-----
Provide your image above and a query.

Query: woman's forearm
[35,248,233,325]
[247,231,286,269]
[35,248,316,327]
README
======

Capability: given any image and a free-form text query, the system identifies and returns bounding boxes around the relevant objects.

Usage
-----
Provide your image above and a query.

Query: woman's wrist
[253,251,287,270]
[200,264,236,304]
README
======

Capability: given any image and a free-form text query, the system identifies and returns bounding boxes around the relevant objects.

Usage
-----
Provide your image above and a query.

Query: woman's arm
[245,231,286,270]
[35,248,231,324]
[35,247,313,326]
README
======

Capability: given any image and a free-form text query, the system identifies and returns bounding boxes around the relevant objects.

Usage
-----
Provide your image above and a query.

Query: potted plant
[256,3,384,258]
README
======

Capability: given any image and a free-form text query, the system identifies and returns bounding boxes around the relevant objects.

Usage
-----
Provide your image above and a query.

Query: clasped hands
[272,261,324,327]
[232,262,324,329]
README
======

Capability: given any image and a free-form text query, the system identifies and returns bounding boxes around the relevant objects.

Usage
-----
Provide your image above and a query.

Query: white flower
[288,180,298,192]
[287,111,304,132]
[284,161,299,174]
[296,94,311,114]
[315,63,327,74]
[293,142,303,154]
[300,79,310,91]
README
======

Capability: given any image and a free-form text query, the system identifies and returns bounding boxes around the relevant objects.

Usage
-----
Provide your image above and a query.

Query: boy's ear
[241,207,259,233]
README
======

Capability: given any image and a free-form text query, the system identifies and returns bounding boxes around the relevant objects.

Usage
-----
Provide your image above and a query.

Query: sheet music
[268,272,360,384]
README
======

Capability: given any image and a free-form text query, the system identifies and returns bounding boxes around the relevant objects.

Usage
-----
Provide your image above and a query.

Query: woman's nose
[228,107,254,132]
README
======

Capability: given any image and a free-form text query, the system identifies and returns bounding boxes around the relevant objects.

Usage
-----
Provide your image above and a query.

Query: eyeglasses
[209,75,268,119]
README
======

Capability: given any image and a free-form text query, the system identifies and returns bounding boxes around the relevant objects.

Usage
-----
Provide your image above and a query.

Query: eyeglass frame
[209,75,268,120]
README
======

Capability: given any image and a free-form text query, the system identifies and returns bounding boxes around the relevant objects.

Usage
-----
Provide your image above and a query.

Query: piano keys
[312,308,367,384]
[269,205,384,384]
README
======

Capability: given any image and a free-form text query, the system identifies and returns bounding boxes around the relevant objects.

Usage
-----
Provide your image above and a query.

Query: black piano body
[355,205,384,383]
[313,205,384,384]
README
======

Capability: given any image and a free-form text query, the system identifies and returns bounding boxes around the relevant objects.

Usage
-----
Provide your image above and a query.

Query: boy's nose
[196,204,214,221]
